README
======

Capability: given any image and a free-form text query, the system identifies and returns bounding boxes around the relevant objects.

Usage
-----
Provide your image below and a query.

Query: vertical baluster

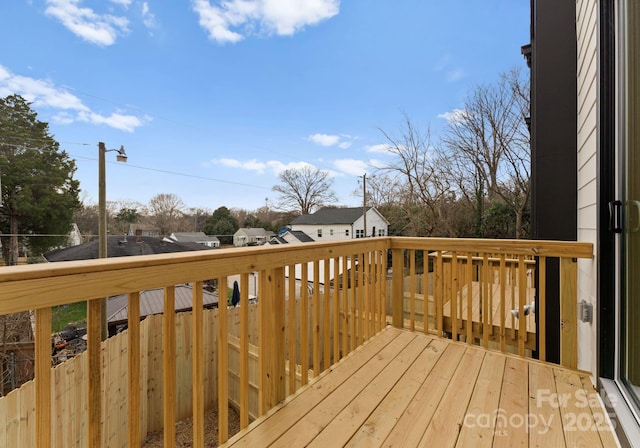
[128,292,141,447]
[240,273,250,428]
[379,249,387,330]
[312,261,320,377]
[359,253,365,343]
[191,283,204,447]
[409,249,416,331]
[518,256,527,357]
[323,259,331,370]
[482,254,490,348]
[341,255,349,357]
[163,286,176,447]
[435,251,443,336]
[349,255,357,351]
[499,255,506,353]
[333,258,340,361]
[538,257,547,362]
[451,252,458,342]
[288,266,296,395]
[300,264,309,386]
[218,276,229,443]
[363,252,370,340]
[466,254,473,344]
[35,308,52,448]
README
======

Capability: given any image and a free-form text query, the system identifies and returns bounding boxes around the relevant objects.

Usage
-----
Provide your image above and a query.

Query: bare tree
[148,193,186,236]
[377,115,453,236]
[440,68,530,238]
[272,166,337,214]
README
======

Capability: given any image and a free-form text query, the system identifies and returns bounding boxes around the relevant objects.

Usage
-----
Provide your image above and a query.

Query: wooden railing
[388,237,593,367]
[0,237,592,447]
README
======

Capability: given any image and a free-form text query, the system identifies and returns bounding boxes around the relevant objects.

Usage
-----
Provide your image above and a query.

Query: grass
[52,301,87,333]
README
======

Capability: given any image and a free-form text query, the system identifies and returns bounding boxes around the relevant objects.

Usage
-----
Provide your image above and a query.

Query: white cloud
[52,112,75,125]
[307,132,355,148]
[266,160,314,175]
[0,65,145,132]
[214,158,318,175]
[141,2,157,30]
[217,158,268,173]
[308,133,340,147]
[333,159,368,176]
[437,108,467,124]
[364,144,394,154]
[192,0,340,44]
[110,0,133,7]
[446,69,465,82]
[45,0,129,46]
[77,110,144,132]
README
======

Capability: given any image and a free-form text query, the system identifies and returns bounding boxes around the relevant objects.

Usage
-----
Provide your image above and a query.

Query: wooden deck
[223,327,618,447]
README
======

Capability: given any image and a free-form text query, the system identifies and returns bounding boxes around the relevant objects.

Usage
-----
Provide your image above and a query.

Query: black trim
[598,0,616,380]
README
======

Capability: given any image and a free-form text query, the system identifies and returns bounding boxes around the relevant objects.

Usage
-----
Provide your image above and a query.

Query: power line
[70,154,272,191]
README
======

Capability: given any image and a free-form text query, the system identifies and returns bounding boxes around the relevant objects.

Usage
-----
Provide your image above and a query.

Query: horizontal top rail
[0,237,593,315]
[0,238,389,315]
[390,237,593,259]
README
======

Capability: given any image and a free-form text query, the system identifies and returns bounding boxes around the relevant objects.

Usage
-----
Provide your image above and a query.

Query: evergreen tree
[0,95,80,264]
[204,206,239,245]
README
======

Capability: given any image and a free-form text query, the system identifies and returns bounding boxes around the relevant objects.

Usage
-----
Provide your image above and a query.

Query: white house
[233,228,275,246]
[290,207,389,242]
[167,232,220,248]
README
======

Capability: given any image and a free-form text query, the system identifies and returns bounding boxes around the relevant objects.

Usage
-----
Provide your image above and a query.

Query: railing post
[392,249,404,328]
[560,257,578,369]
[259,268,286,412]
[86,299,102,447]
[35,308,52,448]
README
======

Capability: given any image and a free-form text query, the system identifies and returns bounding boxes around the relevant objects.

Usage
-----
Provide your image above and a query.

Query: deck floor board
[223,327,619,448]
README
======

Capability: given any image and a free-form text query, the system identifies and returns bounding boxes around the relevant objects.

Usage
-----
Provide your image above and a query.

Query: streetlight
[98,142,127,339]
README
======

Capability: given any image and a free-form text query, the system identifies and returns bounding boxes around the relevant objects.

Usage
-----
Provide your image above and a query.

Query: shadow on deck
[223,327,618,447]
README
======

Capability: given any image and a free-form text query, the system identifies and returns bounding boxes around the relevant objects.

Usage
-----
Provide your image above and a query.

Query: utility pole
[362,173,367,238]
[98,142,127,340]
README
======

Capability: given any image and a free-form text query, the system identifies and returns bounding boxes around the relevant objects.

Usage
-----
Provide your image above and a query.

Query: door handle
[609,200,623,233]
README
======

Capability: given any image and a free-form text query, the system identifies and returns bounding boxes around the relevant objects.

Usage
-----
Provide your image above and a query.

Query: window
[317,229,322,238]
[330,229,334,236]
[356,229,364,238]
[378,229,386,236]
[345,229,349,237]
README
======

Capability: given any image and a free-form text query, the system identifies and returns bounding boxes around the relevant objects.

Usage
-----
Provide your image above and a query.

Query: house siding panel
[576,0,598,377]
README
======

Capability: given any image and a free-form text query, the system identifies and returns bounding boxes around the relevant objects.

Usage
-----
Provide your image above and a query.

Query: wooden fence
[0,293,350,447]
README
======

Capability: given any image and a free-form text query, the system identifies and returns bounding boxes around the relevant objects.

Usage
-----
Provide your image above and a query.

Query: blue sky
[1,0,529,212]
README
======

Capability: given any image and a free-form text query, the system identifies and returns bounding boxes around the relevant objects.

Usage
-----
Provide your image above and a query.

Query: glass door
[619,0,640,410]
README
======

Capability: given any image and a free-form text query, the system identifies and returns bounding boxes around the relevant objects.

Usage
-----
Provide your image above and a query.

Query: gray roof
[287,230,315,242]
[269,230,315,244]
[291,207,372,225]
[236,228,274,237]
[170,232,220,243]
[107,284,219,325]
[43,235,213,262]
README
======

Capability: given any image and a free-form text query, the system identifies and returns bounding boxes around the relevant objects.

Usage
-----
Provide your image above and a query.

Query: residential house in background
[269,230,315,245]
[166,232,220,248]
[528,1,639,445]
[127,224,160,238]
[233,228,274,246]
[290,206,389,241]
[43,235,214,262]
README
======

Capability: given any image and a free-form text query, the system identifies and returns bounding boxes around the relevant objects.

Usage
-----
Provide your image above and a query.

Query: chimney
[136,228,143,243]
